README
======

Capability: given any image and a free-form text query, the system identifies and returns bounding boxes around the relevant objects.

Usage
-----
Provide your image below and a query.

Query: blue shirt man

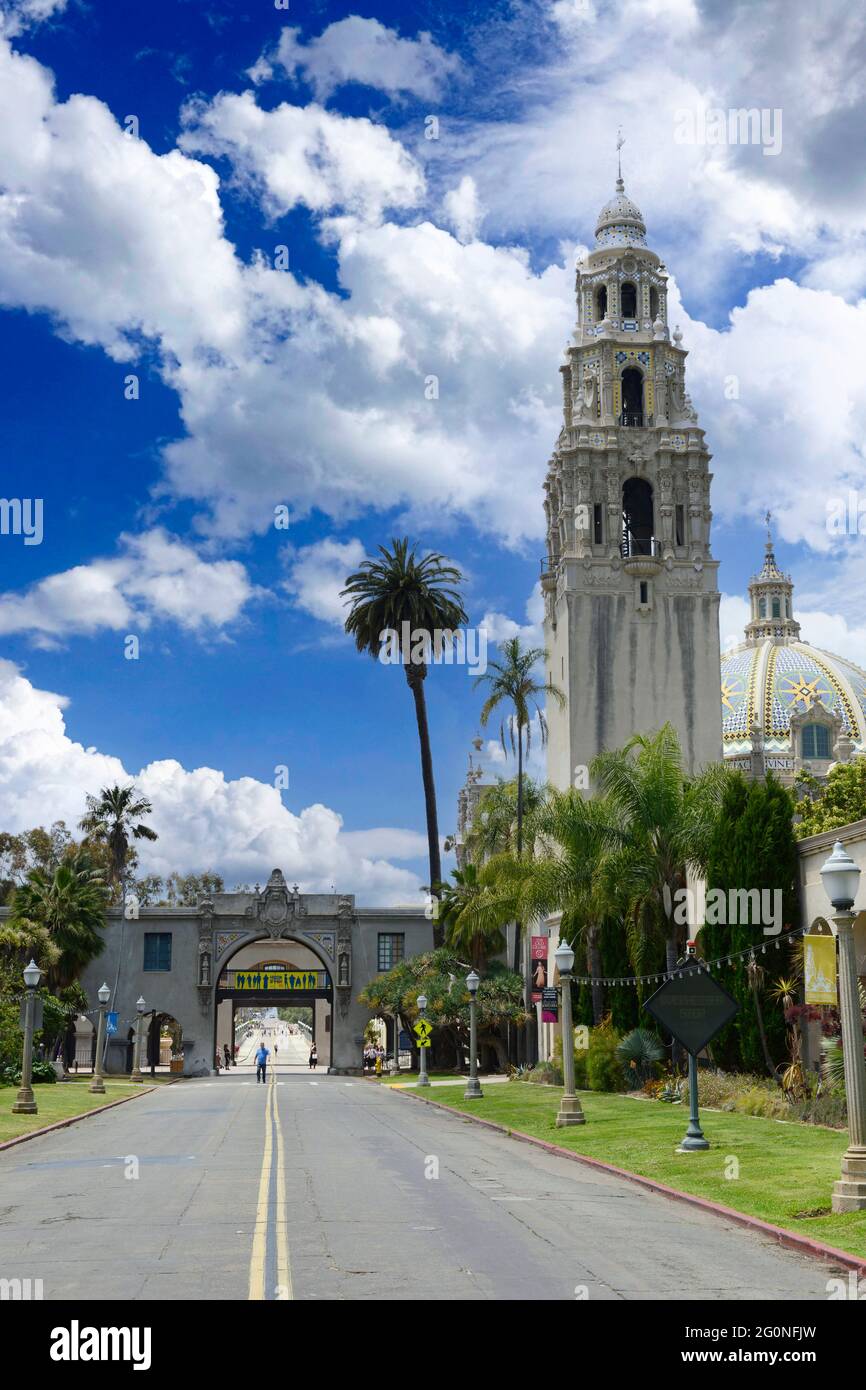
[255,1044,269,1084]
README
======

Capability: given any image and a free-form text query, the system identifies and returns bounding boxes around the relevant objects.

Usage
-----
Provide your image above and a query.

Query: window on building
[596,285,607,321]
[772,597,781,618]
[759,598,766,618]
[649,286,659,320]
[675,504,685,547]
[639,581,648,605]
[620,282,637,317]
[378,933,405,972]
[802,724,831,759]
[143,933,172,972]
[593,502,603,544]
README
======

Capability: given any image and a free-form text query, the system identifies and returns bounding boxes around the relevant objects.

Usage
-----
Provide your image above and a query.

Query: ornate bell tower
[543,157,722,783]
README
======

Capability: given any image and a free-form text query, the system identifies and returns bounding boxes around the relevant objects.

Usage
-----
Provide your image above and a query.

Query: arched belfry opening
[621,477,655,557]
[621,366,644,426]
[596,284,607,321]
[620,281,637,317]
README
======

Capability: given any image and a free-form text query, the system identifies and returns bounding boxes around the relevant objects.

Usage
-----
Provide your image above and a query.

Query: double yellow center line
[248,1072,293,1300]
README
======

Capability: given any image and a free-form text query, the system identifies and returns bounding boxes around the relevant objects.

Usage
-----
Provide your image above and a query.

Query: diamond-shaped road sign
[643,968,739,1055]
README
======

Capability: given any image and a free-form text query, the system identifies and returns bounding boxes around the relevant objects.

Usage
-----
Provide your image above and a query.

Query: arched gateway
[70,869,433,1076]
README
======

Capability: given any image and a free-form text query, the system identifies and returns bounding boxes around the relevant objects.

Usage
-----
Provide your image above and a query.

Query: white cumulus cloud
[257,18,461,102]
[0,659,426,903]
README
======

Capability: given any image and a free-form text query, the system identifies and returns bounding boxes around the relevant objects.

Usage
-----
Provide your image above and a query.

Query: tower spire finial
[616,127,625,191]
[764,508,773,552]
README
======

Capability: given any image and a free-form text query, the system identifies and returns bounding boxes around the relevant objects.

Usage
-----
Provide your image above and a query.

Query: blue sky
[1,0,865,900]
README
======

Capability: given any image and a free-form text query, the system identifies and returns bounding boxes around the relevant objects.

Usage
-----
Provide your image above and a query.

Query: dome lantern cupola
[594,176,647,248]
[744,512,800,645]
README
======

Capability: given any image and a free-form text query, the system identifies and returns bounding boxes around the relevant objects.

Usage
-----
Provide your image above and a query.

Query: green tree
[79,784,158,901]
[438,862,507,971]
[592,725,728,976]
[342,539,467,939]
[463,775,546,863]
[474,637,564,1058]
[794,761,866,839]
[703,772,798,1075]
[359,948,525,1073]
[484,788,625,1026]
[9,850,108,992]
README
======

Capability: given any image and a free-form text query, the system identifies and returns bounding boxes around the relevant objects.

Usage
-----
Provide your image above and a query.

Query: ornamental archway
[213,935,334,1071]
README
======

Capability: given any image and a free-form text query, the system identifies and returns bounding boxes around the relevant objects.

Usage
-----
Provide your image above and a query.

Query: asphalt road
[0,1074,841,1301]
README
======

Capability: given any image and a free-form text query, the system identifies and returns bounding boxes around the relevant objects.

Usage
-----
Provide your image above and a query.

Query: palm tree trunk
[405,665,443,947]
[588,926,604,1025]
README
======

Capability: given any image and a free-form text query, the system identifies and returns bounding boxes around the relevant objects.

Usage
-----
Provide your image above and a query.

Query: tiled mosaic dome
[595,178,647,247]
[721,640,866,756]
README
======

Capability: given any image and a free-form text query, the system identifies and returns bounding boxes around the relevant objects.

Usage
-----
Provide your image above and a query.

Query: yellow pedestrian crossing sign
[413,1019,432,1048]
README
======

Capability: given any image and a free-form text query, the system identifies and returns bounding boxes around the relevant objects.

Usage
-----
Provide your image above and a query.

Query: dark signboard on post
[541,986,558,1023]
[643,969,739,1055]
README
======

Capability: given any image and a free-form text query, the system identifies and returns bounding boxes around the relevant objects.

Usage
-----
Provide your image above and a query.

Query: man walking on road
[255,1041,269,1084]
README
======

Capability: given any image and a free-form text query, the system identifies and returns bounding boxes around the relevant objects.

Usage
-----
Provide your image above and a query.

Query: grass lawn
[403,1081,866,1260]
[0,1079,157,1144]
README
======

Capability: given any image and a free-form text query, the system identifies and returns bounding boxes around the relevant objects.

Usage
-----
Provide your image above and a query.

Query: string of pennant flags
[570,925,809,989]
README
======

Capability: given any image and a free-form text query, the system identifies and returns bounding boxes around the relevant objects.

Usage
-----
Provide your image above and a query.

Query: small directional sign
[413,1019,432,1049]
[643,968,739,1055]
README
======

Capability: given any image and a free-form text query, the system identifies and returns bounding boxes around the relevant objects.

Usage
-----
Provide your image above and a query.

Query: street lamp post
[464,971,483,1099]
[820,841,866,1212]
[12,960,42,1115]
[417,994,431,1087]
[89,982,111,1095]
[131,996,146,1083]
[554,941,585,1127]
[678,941,709,1152]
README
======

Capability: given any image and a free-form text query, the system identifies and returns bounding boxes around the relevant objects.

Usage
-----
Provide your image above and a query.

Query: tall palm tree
[591,725,728,976]
[10,849,107,991]
[474,638,564,862]
[79,784,158,1019]
[79,784,158,900]
[474,638,564,1059]
[342,539,467,943]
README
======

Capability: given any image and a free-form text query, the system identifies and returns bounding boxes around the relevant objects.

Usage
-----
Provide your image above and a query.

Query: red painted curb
[394,1086,866,1278]
[0,1086,159,1151]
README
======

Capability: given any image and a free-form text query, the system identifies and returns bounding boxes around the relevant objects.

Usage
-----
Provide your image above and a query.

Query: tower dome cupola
[594,176,647,247]
[744,513,801,645]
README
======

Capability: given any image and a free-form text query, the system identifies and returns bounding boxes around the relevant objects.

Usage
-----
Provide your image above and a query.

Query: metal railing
[620,533,659,560]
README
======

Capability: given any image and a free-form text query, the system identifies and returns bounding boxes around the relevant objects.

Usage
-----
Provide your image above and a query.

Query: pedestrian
[309,1043,318,1070]
[223,1043,232,1070]
[214,1051,222,1073]
[274,1043,278,1057]
[255,1040,269,1084]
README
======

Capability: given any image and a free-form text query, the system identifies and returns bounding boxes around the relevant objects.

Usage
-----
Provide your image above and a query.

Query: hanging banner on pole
[531,936,548,1001]
[804,933,837,1006]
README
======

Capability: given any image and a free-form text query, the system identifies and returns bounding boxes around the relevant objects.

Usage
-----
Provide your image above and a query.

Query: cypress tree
[704,772,798,1074]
